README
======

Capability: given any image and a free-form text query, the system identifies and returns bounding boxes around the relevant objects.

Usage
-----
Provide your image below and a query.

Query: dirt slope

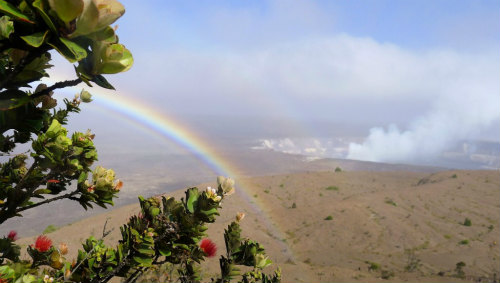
[17,169,500,282]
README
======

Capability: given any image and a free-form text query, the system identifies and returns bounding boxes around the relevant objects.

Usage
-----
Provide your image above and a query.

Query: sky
[54,0,500,164]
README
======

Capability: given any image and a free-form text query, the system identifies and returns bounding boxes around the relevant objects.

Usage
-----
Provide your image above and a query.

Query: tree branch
[31,78,83,100]
[15,190,80,213]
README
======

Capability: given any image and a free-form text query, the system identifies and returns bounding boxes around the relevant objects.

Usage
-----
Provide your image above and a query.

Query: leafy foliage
[0,1,280,282]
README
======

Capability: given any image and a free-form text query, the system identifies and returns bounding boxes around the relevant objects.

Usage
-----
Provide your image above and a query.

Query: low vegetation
[0,1,280,282]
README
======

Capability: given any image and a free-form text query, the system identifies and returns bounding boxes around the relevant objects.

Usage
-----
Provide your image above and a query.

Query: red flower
[200,239,217,257]
[47,179,60,183]
[7,230,18,241]
[34,235,52,252]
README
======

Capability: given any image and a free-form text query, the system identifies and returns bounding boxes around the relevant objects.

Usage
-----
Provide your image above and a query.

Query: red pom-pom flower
[200,238,217,257]
[34,235,52,252]
[7,230,17,241]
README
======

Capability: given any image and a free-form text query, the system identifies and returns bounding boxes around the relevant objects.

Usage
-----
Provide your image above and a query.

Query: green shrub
[463,218,472,226]
[42,225,58,234]
[325,186,339,191]
[381,269,394,280]
[455,261,466,278]
[365,261,380,271]
[324,215,333,221]
[334,167,342,172]
[385,198,397,206]
[0,2,280,282]
[458,239,469,245]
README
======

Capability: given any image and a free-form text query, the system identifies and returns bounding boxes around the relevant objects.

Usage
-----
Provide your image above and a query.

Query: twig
[30,78,83,100]
[64,218,114,282]
[15,190,80,213]
[102,218,114,238]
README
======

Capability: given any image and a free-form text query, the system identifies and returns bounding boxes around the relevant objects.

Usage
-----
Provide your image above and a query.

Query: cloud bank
[347,51,500,162]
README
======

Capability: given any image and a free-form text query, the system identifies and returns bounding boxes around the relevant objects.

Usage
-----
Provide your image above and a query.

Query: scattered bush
[324,215,333,221]
[459,239,470,245]
[42,225,58,234]
[291,202,297,209]
[381,269,394,280]
[463,218,472,226]
[451,174,458,178]
[325,186,339,191]
[366,261,380,271]
[404,249,421,272]
[384,198,397,207]
[334,167,342,172]
[455,261,466,278]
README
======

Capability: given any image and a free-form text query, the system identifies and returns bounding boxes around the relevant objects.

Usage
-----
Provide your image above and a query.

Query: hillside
[17,169,500,282]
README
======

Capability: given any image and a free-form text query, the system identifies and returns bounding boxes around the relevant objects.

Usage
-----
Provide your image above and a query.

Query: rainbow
[53,83,296,261]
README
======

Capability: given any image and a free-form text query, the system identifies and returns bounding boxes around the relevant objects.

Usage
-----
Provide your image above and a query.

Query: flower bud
[236,212,245,222]
[217,176,235,196]
[71,0,125,37]
[59,243,68,255]
[93,42,133,74]
[80,89,92,103]
[114,180,123,191]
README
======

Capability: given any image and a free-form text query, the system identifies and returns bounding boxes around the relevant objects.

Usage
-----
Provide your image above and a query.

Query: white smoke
[347,51,500,162]
[254,138,349,159]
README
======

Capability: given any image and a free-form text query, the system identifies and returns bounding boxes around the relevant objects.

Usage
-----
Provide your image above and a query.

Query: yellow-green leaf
[48,0,83,23]
[20,30,49,47]
[0,0,33,23]
[49,38,87,63]
[0,15,14,39]
[32,0,57,33]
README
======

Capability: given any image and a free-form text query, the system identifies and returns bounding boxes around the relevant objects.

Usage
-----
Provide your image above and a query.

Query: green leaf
[150,207,160,217]
[20,30,49,47]
[173,243,189,251]
[98,44,133,74]
[0,103,47,133]
[88,26,116,43]
[91,74,115,90]
[117,244,123,261]
[200,207,219,216]
[158,248,171,257]
[133,256,152,267]
[0,89,30,110]
[0,0,34,23]
[49,37,87,63]
[48,0,83,23]
[33,189,51,195]
[78,171,87,183]
[31,0,57,33]
[0,15,13,39]
[186,188,199,213]
[138,248,154,256]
